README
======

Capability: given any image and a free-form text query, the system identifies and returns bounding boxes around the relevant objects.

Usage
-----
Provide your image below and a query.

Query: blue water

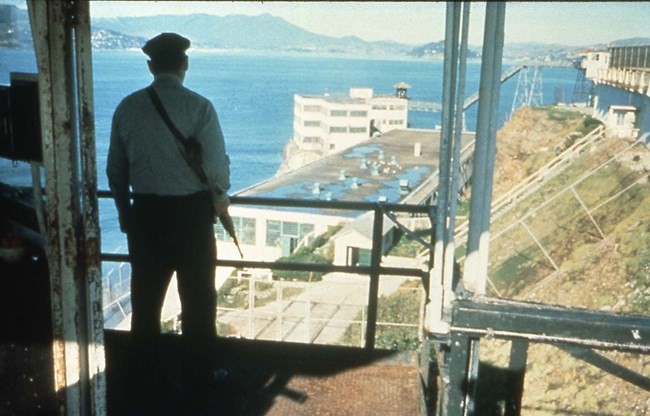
[0,48,580,256]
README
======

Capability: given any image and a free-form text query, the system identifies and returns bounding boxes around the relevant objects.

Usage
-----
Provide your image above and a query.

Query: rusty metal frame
[441,298,650,416]
[28,1,106,415]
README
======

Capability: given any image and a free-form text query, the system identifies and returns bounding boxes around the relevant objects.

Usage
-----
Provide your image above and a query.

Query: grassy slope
[480,106,650,415]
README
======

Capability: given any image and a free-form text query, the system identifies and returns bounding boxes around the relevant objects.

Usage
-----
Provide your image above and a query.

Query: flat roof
[299,93,403,105]
[237,129,475,217]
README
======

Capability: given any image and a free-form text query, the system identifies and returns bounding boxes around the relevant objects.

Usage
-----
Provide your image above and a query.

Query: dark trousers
[124,192,218,412]
[127,191,217,341]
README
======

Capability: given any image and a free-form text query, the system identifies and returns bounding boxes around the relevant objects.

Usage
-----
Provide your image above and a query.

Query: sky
[9,1,650,46]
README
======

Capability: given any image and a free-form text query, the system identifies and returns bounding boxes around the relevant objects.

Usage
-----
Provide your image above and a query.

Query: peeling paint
[29,0,106,414]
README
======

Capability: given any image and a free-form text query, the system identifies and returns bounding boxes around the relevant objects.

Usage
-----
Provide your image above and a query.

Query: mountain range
[91,13,413,56]
[2,5,647,61]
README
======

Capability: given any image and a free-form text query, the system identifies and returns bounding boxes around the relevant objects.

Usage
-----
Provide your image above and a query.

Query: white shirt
[107,74,230,211]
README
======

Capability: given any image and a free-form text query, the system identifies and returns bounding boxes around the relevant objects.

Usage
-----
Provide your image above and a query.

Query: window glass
[266,220,281,247]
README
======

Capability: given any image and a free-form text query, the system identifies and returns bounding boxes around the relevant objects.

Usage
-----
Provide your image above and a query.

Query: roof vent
[414,142,422,157]
[360,158,368,169]
[324,191,333,201]
[338,169,346,181]
[371,165,380,176]
[378,195,388,203]
[390,155,398,166]
[399,179,410,195]
[350,177,359,189]
[377,150,385,161]
[312,182,321,196]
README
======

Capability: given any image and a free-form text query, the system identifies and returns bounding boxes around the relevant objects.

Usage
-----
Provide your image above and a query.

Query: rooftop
[298,92,404,104]
[237,129,475,216]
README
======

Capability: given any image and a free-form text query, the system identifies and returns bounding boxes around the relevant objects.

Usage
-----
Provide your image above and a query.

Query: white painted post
[27,1,106,414]
[248,276,254,338]
[464,2,506,295]
[427,1,460,335]
[276,284,283,341]
[443,2,472,313]
[75,3,106,412]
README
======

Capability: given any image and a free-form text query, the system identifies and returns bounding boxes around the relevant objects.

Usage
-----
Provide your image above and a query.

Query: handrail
[98,191,432,350]
[96,190,432,215]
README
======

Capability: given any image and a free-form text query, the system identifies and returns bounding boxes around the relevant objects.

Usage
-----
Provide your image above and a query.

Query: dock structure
[408,100,443,112]
[408,64,526,113]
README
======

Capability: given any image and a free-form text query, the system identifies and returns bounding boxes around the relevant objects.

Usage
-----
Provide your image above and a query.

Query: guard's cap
[142,32,190,61]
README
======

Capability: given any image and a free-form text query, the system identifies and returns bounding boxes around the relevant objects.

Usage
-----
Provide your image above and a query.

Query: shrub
[273,225,343,282]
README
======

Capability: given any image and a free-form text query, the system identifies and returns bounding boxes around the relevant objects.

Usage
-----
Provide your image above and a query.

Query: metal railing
[442,297,650,416]
[97,191,433,351]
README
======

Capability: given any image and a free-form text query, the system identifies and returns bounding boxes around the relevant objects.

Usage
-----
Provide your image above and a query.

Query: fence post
[505,340,529,416]
[365,205,384,351]
[248,276,254,338]
[445,332,474,416]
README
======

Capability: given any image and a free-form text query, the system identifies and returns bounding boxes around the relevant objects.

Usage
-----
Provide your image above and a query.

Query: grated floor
[105,331,425,416]
[264,363,421,416]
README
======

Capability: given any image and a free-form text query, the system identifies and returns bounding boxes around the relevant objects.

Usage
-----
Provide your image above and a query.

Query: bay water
[0,48,578,267]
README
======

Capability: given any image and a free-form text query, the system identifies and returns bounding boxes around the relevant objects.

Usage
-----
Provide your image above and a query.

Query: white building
[592,40,650,140]
[576,50,610,80]
[218,129,475,267]
[292,83,410,156]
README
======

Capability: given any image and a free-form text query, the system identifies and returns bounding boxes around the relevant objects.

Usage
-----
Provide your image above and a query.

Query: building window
[303,105,321,112]
[372,105,387,110]
[330,126,347,133]
[389,105,406,111]
[215,216,256,245]
[350,110,368,117]
[330,110,348,117]
[304,120,320,127]
[389,119,404,125]
[265,220,315,248]
[350,127,367,133]
[303,136,321,143]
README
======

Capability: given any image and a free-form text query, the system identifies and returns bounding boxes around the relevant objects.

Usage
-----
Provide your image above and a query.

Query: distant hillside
[502,42,585,61]
[92,13,412,55]
[610,37,650,47]
[0,4,30,48]
[91,28,147,50]
[1,4,647,61]
[409,40,480,59]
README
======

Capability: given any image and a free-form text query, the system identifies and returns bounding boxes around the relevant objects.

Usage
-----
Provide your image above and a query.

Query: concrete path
[217,270,417,345]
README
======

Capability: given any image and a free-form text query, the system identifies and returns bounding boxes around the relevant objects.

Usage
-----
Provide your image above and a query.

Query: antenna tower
[510,65,544,119]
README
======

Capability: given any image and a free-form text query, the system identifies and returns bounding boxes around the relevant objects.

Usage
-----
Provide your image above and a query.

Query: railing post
[444,332,473,416]
[364,205,384,351]
[505,340,529,416]
[248,276,254,338]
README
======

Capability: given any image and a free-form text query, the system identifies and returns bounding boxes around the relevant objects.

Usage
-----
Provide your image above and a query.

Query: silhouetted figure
[107,32,231,412]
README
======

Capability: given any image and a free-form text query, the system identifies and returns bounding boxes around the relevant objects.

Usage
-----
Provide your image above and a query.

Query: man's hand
[118,206,134,234]
[212,195,230,217]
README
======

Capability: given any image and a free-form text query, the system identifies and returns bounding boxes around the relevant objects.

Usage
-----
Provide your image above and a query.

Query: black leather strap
[146,86,188,149]
[146,86,210,186]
